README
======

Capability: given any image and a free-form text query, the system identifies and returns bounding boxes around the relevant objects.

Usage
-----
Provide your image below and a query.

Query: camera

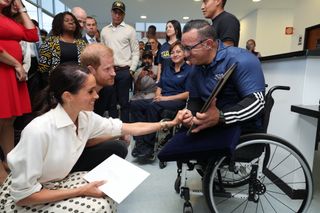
[143,63,152,71]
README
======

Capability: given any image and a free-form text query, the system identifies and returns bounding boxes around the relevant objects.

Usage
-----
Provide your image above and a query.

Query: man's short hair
[81,43,114,70]
[147,25,157,37]
[148,25,156,32]
[86,16,97,25]
[183,19,217,41]
[142,50,153,59]
[71,7,87,16]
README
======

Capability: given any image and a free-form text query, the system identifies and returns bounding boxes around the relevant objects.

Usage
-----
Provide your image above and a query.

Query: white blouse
[7,104,122,201]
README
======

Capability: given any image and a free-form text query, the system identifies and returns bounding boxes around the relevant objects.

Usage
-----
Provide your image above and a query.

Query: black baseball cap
[112,1,126,13]
[142,50,153,59]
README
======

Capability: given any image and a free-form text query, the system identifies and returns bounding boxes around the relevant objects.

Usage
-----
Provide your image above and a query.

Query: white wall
[240,9,294,56]
[262,58,320,168]
[291,0,320,51]
[239,10,258,49]
[256,9,294,56]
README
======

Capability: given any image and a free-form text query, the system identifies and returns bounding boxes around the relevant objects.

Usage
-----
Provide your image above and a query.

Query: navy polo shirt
[158,41,171,68]
[159,62,191,96]
[187,40,265,110]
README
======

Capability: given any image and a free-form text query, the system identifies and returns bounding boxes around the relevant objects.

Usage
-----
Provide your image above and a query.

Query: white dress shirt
[7,104,122,201]
[85,33,97,44]
[100,21,139,71]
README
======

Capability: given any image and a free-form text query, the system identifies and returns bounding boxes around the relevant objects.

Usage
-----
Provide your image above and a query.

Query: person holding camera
[131,50,158,101]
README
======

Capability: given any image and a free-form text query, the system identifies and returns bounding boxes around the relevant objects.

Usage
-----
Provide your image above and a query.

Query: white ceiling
[61,0,297,29]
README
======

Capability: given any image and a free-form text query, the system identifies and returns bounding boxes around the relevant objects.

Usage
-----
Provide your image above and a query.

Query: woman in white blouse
[0,63,186,212]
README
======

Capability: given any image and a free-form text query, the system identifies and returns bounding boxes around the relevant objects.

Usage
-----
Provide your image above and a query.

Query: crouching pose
[0,63,187,212]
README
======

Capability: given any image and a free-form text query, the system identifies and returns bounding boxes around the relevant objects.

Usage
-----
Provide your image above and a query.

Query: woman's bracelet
[160,120,169,131]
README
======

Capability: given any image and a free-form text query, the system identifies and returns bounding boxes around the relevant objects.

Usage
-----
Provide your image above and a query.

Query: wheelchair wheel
[203,134,313,213]
[174,176,181,193]
[183,201,193,213]
[216,136,271,187]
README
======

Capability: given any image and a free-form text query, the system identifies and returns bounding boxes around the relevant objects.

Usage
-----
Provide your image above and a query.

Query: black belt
[114,66,130,71]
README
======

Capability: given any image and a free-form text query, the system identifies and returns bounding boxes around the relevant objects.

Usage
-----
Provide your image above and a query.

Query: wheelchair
[159,86,314,213]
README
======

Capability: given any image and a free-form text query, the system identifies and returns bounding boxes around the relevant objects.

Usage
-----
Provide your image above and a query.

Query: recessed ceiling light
[252,0,261,2]
[140,15,147,19]
[183,16,190,20]
[194,0,201,2]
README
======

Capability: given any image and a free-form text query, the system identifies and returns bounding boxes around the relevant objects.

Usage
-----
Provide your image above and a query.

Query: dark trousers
[71,140,128,172]
[111,68,132,122]
[130,99,186,146]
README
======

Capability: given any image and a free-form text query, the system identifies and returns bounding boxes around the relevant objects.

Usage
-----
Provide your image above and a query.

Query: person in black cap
[100,1,139,123]
[131,50,158,101]
[111,0,125,13]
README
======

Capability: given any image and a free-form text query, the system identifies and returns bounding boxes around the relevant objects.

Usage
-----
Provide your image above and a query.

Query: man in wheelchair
[158,20,313,213]
[158,19,265,162]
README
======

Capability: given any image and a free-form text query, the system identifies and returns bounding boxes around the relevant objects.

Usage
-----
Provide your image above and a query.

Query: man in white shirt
[84,16,99,44]
[100,1,139,122]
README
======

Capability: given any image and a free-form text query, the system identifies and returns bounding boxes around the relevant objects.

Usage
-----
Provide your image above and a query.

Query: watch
[219,110,225,124]
[19,7,27,13]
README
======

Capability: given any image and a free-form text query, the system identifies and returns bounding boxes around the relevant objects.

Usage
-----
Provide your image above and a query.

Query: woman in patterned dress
[0,63,187,212]
[38,11,86,87]
[0,0,38,183]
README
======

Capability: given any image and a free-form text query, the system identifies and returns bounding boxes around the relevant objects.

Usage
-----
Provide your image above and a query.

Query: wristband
[219,110,225,124]
[19,7,27,13]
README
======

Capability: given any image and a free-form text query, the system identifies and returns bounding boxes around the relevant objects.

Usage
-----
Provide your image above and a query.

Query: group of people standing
[0,0,266,212]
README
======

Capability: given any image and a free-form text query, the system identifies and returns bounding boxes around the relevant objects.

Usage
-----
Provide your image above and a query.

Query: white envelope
[83,154,150,203]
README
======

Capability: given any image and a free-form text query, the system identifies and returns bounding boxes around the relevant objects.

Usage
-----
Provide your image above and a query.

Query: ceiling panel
[61,0,297,29]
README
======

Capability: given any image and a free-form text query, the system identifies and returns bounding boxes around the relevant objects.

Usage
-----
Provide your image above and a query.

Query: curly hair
[52,12,81,38]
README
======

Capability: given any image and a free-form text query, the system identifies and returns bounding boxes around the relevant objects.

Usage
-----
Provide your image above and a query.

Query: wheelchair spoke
[229,199,248,213]
[265,189,286,196]
[263,166,303,187]
[265,191,297,212]
[265,181,306,187]
[216,188,248,205]
[259,199,265,213]
[262,194,278,213]
[267,145,278,169]
[269,153,291,173]
[242,200,249,213]
[255,200,258,213]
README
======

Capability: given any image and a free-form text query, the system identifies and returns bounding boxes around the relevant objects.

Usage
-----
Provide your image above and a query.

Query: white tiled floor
[118,144,319,213]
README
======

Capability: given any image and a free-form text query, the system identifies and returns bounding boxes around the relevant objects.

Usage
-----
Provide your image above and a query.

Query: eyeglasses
[183,39,207,52]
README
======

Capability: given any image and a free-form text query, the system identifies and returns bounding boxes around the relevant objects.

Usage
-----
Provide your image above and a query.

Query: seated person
[131,50,158,101]
[130,41,191,159]
[159,20,265,161]
[0,63,187,212]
